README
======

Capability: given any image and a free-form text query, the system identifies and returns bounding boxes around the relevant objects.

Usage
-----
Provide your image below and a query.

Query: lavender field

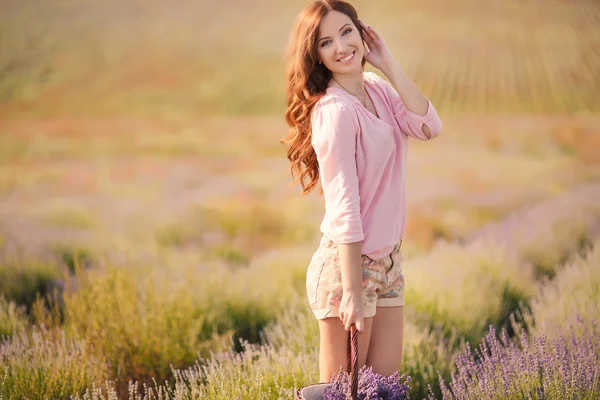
[1,0,600,399]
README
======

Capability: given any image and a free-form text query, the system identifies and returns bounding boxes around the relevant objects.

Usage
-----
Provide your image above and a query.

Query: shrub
[72,338,319,400]
[402,320,461,400]
[0,327,108,399]
[520,237,600,338]
[69,297,458,400]
[0,258,62,312]
[0,296,29,338]
[404,240,535,346]
[61,266,221,388]
[60,253,302,391]
[50,243,96,274]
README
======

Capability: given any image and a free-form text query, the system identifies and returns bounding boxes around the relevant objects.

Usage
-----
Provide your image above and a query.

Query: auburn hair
[281,0,366,195]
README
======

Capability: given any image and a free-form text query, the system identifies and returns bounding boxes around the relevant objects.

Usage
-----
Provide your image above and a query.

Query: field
[1,0,600,399]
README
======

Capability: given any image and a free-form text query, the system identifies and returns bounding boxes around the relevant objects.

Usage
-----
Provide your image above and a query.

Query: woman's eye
[320,29,351,47]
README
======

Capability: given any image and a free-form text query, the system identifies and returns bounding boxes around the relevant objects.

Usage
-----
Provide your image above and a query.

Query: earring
[318,60,322,64]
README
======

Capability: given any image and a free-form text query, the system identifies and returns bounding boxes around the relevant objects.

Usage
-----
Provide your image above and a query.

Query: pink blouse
[310,71,442,260]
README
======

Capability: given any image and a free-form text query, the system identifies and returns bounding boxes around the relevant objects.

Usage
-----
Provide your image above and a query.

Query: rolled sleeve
[311,97,364,244]
[395,98,442,140]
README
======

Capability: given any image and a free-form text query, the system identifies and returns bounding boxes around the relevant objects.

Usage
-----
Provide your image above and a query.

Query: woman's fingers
[359,25,371,44]
[357,20,369,39]
[341,313,351,329]
[360,29,372,48]
[341,311,350,330]
[346,319,363,332]
[358,20,377,43]
[343,312,364,331]
[355,318,364,332]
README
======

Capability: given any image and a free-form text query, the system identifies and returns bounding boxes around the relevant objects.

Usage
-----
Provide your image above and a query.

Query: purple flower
[427,321,600,399]
[323,366,411,400]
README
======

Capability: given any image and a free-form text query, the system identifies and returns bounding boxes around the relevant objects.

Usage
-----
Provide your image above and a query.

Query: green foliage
[2,200,598,398]
[0,327,108,399]
[154,223,202,248]
[57,250,307,390]
[522,237,600,338]
[212,245,250,268]
[0,259,62,311]
[404,240,536,347]
[61,266,217,387]
[402,321,461,399]
[0,295,29,338]
[50,243,96,274]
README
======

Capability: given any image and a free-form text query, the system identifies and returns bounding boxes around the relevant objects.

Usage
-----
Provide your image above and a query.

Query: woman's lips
[338,50,355,64]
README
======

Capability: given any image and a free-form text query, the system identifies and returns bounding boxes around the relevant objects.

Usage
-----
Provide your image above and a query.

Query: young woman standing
[283,0,442,382]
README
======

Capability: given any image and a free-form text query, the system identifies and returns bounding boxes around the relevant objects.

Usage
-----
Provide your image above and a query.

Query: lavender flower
[323,366,411,400]
[427,321,600,399]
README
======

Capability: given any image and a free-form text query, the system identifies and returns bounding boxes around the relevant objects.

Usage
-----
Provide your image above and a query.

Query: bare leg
[365,306,404,376]
[318,316,374,382]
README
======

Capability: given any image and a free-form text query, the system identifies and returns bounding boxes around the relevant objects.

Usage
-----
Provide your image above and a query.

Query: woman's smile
[338,50,356,64]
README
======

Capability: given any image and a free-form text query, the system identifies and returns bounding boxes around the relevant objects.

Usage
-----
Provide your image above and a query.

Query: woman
[282,0,442,383]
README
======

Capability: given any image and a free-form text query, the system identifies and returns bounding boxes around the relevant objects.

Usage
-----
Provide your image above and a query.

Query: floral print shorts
[305,235,405,320]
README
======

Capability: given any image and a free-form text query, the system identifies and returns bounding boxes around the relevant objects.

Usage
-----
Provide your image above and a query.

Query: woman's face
[316,11,364,75]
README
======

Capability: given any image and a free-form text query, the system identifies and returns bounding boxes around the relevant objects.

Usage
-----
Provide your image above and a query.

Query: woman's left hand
[358,20,396,72]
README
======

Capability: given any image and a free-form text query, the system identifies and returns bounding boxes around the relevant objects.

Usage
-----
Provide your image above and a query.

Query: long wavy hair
[282,0,366,196]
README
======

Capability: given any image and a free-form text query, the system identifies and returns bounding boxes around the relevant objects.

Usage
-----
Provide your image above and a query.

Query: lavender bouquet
[323,366,411,400]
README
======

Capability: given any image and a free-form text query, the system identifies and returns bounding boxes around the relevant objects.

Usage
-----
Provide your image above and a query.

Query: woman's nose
[334,39,349,54]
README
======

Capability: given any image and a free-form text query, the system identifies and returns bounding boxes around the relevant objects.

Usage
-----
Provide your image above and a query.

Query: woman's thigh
[317,316,374,383]
[365,306,404,376]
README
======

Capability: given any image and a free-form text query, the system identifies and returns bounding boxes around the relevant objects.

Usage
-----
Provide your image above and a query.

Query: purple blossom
[427,321,600,399]
[323,366,411,400]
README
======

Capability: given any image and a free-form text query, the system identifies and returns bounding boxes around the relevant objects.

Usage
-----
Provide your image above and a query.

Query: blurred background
[0,0,599,399]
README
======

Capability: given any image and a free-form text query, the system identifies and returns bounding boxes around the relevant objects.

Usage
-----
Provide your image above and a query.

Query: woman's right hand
[339,288,364,332]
